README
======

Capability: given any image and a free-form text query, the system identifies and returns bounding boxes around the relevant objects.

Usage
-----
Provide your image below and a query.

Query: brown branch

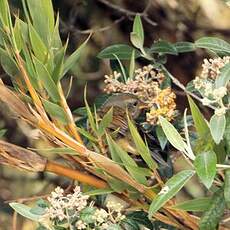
[0,140,107,189]
[161,65,216,110]
[96,0,156,26]
[60,16,125,35]
[45,161,107,189]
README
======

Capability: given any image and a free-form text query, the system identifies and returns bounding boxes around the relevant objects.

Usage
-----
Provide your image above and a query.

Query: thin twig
[12,211,17,230]
[97,0,157,26]
[6,194,49,204]
[161,65,216,110]
[60,16,125,35]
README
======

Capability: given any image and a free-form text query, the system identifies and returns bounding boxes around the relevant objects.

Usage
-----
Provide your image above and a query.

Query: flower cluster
[41,186,125,230]
[193,57,230,115]
[44,186,89,221]
[146,88,176,125]
[104,65,176,124]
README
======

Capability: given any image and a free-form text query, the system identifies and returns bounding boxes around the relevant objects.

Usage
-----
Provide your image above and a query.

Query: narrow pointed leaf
[159,116,187,152]
[0,48,19,77]
[173,197,212,212]
[148,170,195,217]
[132,15,144,46]
[150,41,177,55]
[29,23,48,62]
[98,107,113,136]
[174,42,195,53]
[128,117,157,170]
[42,99,68,124]
[33,56,60,102]
[188,96,209,138]
[106,135,148,185]
[63,35,90,76]
[195,37,230,55]
[156,125,167,150]
[98,44,141,60]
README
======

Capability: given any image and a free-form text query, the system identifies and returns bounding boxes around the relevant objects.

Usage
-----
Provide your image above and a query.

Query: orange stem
[45,161,108,189]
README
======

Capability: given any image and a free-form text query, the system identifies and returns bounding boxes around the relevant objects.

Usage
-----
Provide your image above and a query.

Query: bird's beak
[138,103,149,110]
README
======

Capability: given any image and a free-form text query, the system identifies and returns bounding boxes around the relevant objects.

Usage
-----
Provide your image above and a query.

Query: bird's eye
[133,101,138,107]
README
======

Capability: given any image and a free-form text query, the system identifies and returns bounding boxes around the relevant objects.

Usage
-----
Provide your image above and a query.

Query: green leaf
[130,15,144,50]
[133,15,144,45]
[199,188,225,230]
[150,41,178,55]
[128,117,157,170]
[84,87,97,133]
[28,23,48,62]
[31,147,77,155]
[224,112,230,154]
[173,197,212,212]
[148,170,195,217]
[76,127,97,142]
[51,13,62,50]
[188,96,209,138]
[107,177,131,193]
[0,129,7,137]
[33,56,61,102]
[112,54,127,81]
[84,188,114,196]
[52,45,66,83]
[107,224,122,230]
[63,35,90,76]
[156,125,167,150]
[174,42,195,53]
[224,169,230,208]
[0,0,11,28]
[122,218,140,230]
[25,0,54,46]
[14,18,24,51]
[106,135,148,185]
[210,114,226,144]
[215,62,230,88]
[80,207,96,224]
[22,47,39,90]
[97,44,141,60]
[129,50,135,79]
[0,48,19,77]
[159,116,187,152]
[194,151,217,189]
[195,37,230,55]
[9,203,42,221]
[42,99,68,124]
[125,211,153,229]
[98,107,113,136]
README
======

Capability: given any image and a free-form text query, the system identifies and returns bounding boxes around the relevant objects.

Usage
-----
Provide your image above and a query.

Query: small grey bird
[98,93,168,166]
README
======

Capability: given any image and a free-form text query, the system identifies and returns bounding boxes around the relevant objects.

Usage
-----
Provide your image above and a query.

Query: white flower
[106,201,123,212]
[76,220,87,229]
[204,82,213,97]
[101,223,109,229]
[201,98,212,106]
[215,107,227,116]
[193,77,204,90]
[213,87,227,99]
[44,186,89,221]
[159,186,169,195]
[93,209,108,223]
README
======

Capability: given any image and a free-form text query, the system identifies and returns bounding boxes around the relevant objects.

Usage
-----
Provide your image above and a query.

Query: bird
[97,93,168,166]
